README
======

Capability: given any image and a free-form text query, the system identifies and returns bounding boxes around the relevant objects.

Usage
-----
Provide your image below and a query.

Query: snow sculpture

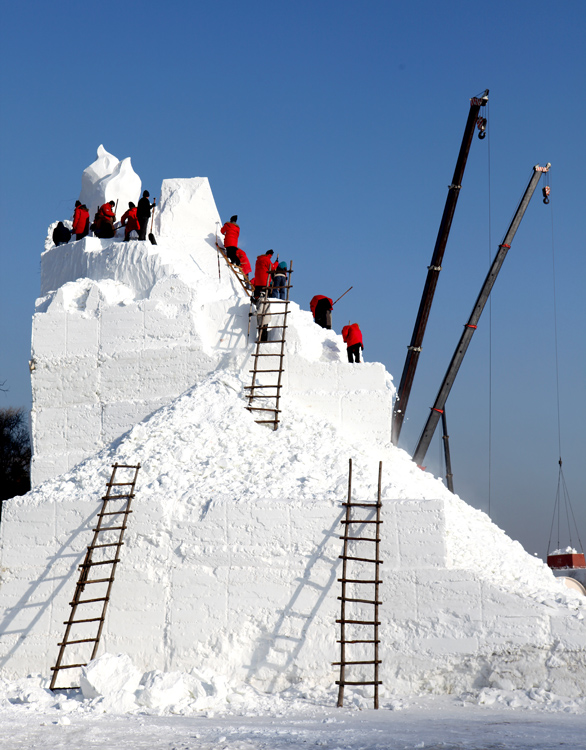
[33,170,392,485]
[78,145,141,217]
[1,155,586,705]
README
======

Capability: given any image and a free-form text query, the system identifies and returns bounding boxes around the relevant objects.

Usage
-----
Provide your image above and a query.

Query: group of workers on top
[220,216,364,364]
[52,192,157,247]
[52,199,364,364]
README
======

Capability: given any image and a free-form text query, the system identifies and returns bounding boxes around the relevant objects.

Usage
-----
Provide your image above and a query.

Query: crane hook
[476,116,487,139]
[542,185,550,204]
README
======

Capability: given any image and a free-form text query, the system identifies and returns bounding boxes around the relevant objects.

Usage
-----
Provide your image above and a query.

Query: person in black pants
[137,190,156,240]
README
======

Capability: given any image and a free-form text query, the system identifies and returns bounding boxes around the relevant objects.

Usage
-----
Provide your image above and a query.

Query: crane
[391,89,489,446]
[412,163,551,468]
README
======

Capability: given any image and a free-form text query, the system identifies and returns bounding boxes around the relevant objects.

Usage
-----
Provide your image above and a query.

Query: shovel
[148,202,157,245]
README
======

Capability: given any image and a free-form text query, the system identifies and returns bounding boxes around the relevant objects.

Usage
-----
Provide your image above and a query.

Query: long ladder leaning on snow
[215,241,253,297]
[334,459,383,709]
[244,263,293,431]
[49,463,140,691]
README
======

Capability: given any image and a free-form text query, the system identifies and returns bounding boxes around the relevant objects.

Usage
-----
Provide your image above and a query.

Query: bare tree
[0,408,31,517]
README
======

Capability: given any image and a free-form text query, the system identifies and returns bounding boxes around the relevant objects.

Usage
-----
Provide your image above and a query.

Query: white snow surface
[12,369,579,603]
[3,161,586,738]
[0,663,585,750]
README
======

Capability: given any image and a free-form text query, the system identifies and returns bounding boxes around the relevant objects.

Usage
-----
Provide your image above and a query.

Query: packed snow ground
[1,671,585,750]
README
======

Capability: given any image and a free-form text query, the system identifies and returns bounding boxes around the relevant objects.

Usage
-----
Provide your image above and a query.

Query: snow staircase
[49,463,140,691]
[245,263,292,431]
[334,459,383,709]
[215,241,252,297]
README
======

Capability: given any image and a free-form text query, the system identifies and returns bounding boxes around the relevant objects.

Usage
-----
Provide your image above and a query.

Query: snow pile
[4,369,586,699]
[17,369,579,599]
[1,653,585,721]
[2,153,586,709]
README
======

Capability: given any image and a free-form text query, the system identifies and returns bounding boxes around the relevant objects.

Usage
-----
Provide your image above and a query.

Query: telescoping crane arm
[391,89,489,446]
[412,163,551,467]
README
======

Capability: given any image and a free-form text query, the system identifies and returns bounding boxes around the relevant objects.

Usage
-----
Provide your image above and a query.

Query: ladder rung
[255,420,280,424]
[258,325,288,329]
[342,502,381,508]
[335,681,382,686]
[249,369,282,373]
[244,384,282,389]
[246,407,281,412]
[255,339,286,344]
[338,597,381,605]
[83,558,121,567]
[253,353,283,356]
[337,639,380,644]
[98,510,133,516]
[341,520,382,524]
[57,638,98,646]
[337,579,382,584]
[107,482,134,486]
[91,525,126,532]
[50,663,87,671]
[339,556,383,564]
[65,617,103,624]
[251,312,288,317]
[102,494,133,500]
[82,578,114,585]
[70,597,109,605]
[339,536,380,542]
[336,619,381,625]
[332,660,382,666]
[86,542,123,550]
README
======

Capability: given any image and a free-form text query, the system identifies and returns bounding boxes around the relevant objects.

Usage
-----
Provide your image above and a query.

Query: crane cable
[545,172,584,555]
[486,98,493,519]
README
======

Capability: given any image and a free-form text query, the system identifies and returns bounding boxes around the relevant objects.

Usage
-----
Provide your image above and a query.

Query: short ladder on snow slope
[215,241,252,297]
[334,459,383,709]
[49,463,140,691]
[245,262,293,431]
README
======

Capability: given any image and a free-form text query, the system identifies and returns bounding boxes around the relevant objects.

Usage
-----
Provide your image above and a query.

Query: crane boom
[412,163,551,467]
[391,89,489,445]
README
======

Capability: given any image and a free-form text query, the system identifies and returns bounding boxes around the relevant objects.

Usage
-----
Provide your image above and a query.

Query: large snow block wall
[31,161,395,485]
[2,489,585,697]
[30,271,237,484]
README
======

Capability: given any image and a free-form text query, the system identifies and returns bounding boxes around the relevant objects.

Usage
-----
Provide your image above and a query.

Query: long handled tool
[333,286,353,306]
[148,201,157,245]
[215,223,221,279]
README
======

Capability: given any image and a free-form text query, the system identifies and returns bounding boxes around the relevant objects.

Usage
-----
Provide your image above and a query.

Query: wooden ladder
[215,241,252,297]
[244,262,292,431]
[49,463,140,691]
[334,459,383,709]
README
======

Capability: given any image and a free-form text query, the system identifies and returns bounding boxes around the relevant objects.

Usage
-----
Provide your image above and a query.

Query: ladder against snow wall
[335,459,383,709]
[49,463,140,690]
[245,263,293,430]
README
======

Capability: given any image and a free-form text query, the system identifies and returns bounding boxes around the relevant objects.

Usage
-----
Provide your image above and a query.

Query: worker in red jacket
[221,215,240,264]
[342,323,364,363]
[92,201,117,238]
[120,202,141,241]
[310,295,333,329]
[72,203,90,240]
[235,248,252,278]
[100,201,116,221]
[252,250,278,303]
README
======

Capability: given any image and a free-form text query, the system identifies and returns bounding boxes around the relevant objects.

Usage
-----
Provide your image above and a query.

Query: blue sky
[1,0,584,558]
